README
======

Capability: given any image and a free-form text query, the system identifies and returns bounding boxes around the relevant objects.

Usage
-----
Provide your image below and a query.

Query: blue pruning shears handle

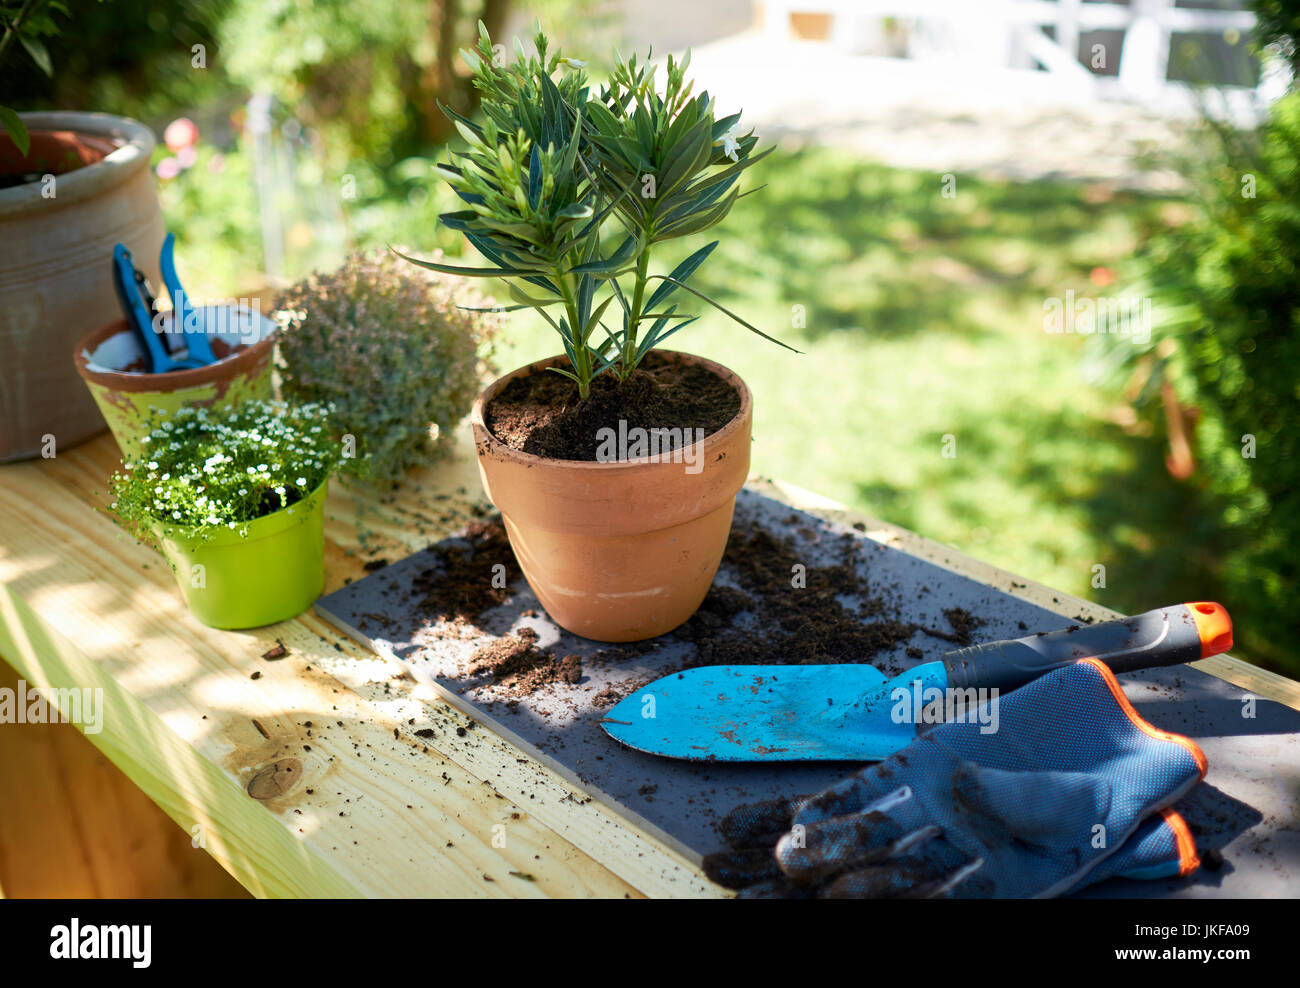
[159,232,215,365]
[110,237,214,373]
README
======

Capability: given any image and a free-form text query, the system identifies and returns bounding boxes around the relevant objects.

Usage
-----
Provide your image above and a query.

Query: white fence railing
[763,0,1290,110]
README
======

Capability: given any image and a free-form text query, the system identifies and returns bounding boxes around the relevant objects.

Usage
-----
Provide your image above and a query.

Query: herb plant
[275,250,497,486]
[109,400,343,538]
[397,24,795,400]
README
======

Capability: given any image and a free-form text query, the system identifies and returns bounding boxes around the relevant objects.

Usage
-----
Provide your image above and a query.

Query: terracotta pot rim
[72,317,277,393]
[0,112,155,217]
[470,349,752,473]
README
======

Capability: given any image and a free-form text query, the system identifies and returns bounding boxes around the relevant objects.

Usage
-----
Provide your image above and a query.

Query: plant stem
[557,272,590,400]
[621,245,652,381]
[0,0,44,70]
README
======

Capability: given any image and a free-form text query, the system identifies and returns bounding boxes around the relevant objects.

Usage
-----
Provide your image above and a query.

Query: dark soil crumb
[672,525,922,670]
[932,607,985,646]
[261,642,288,660]
[415,518,522,623]
[467,627,546,678]
[592,679,647,709]
[485,350,741,461]
[559,654,583,684]
[465,629,586,697]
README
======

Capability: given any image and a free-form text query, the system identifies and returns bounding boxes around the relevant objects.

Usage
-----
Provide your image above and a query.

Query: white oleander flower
[717,123,741,162]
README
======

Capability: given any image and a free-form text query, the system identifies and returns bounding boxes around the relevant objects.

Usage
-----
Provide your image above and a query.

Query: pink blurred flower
[1090,266,1116,287]
[164,118,199,152]
[176,145,198,168]
[156,156,182,180]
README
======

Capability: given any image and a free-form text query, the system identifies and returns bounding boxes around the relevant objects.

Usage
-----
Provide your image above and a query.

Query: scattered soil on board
[413,518,522,622]
[411,509,985,700]
[672,525,932,669]
[466,628,584,693]
[484,350,741,461]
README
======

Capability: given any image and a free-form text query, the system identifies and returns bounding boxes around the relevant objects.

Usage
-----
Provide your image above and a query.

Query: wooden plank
[0,430,712,898]
[2,424,1295,899]
[0,656,249,898]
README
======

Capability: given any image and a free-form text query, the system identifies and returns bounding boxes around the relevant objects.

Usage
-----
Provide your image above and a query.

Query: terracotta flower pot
[470,351,752,642]
[73,309,278,463]
[0,112,165,462]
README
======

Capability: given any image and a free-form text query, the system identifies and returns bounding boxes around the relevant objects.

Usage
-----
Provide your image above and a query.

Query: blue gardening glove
[703,658,1206,898]
[707,803,1203,898]
[1080,808,1201,886]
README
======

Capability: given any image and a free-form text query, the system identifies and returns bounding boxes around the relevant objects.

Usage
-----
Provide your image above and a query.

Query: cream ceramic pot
[0,112,164,461]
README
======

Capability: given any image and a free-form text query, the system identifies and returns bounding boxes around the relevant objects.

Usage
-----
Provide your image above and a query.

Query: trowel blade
[600,663,927,762]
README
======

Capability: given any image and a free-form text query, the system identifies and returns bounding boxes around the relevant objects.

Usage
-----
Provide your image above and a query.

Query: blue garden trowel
[601,602,1232,762]
[111,233,216,373]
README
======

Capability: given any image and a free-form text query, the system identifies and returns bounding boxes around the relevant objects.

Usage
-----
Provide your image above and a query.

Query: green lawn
[486,146,1224,636]
[170,140,1236,662]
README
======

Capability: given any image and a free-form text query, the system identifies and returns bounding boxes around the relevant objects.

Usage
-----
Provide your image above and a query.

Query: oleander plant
[397,23,794,400]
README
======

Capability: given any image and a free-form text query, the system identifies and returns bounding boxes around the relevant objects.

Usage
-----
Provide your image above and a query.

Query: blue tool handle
[160,232,215,364]
[113,244,175,374]
[941,602,1232,693]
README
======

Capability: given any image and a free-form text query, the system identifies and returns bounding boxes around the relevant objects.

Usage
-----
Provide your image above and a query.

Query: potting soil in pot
[485,350,741,460]
[316,487,1300,897]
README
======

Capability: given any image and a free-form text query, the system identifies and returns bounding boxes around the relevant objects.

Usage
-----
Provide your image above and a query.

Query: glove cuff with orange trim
[1077,808,1201,888]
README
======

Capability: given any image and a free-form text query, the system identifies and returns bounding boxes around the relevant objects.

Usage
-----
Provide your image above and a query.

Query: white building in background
[785,1,1288,114]
[609,0,1287,120]
[586,0,1291,188]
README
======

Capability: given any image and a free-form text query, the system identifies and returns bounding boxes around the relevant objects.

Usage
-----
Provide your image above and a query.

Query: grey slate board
[316,487,1300,897]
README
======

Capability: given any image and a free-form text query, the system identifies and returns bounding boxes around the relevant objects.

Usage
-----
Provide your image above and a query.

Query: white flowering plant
[397,24,796,400]
[109,400,343,539]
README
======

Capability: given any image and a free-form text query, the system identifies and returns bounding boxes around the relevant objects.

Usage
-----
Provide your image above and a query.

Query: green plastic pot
[151,481,329,629]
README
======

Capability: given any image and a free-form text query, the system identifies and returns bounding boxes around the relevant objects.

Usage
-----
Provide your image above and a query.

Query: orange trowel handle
[942,602,1233,693]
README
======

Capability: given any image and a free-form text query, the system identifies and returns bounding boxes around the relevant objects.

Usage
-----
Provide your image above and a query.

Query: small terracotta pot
[73,310,277,462]
[470,351,752,642]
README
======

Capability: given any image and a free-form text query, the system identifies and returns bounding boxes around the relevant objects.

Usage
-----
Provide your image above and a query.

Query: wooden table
[2,427,1297,898]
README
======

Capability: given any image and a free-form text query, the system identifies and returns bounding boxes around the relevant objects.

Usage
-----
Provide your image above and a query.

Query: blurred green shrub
[1095,93,1300,670]
[273,250,499,486]
[1251,0,1300,75]
[1,0,230,123]
[7,1,598,173]
[217,0,596,174]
